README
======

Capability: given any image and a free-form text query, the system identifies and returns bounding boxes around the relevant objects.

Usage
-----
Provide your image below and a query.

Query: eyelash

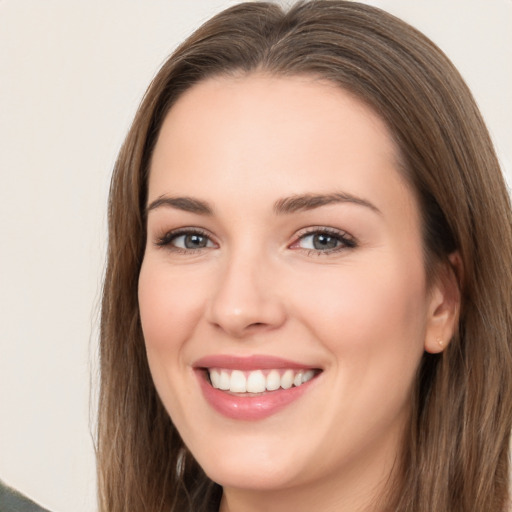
[154,226,357,255]
[290,226,357,256]
[154,228,215,254]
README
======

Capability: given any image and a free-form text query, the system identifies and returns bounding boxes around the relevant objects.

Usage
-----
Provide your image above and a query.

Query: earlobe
[425,335,447,354]
[424,252,463,354]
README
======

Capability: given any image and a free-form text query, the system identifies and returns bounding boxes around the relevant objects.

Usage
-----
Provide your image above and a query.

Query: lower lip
[196,371,318,421]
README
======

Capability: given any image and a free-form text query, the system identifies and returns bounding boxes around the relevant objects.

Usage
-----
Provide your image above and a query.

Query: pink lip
[193,355,321,421]
[194,354,312,371]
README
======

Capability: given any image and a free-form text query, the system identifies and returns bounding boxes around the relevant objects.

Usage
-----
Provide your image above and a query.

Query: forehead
[148,74,413,218]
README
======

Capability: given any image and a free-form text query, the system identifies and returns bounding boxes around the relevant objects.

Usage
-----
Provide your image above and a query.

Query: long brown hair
[98,2,512,511]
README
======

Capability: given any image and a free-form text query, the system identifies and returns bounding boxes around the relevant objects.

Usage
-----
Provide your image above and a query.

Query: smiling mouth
[206,368,321,395]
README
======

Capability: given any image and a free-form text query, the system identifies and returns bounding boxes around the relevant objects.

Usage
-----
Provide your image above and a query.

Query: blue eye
[295,228,356,253]
[156,229,215,251]
[300,233,340,250]
[172,233,213,249]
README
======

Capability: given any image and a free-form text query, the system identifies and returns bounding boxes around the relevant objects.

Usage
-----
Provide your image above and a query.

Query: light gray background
[0,1,510,511]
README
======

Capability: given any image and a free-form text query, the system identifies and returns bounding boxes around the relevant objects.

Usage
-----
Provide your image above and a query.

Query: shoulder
[0,480,51,512]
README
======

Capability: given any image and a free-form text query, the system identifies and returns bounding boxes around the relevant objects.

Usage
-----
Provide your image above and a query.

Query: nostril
[246,322,272,332]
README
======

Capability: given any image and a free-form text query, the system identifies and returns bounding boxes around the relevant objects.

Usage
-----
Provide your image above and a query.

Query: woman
[98,1,512,511]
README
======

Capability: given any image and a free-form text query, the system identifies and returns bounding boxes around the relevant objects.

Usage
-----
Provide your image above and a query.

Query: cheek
[138,258,209,422]
[289,254,428,363]
[138,258,207,352]
[285,257,428,448]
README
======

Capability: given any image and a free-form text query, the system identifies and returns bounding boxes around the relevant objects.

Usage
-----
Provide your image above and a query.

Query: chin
[202,458,301,491]
[185,430,310,491]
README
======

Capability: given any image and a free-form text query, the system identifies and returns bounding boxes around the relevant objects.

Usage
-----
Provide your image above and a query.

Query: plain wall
[0,1,510,511]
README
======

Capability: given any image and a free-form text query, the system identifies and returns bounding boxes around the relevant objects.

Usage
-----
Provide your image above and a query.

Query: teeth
[219,370,230,390]
[302,369,315,383]
[230,370,247,393]
[210,369,220,388]
[266,369,281,391]
[281,369,294,389]
[208,368,317,393]
[246,370,266,393]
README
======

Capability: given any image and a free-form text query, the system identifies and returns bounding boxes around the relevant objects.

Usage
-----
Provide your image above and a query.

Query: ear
[424,252,463,354]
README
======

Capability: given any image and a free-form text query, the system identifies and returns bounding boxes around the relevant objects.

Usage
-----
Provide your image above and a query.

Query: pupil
[313,234,337,250]
[185,234,207,249]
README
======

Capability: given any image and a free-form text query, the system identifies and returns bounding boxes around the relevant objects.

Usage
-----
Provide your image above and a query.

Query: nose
[206,251,286,338]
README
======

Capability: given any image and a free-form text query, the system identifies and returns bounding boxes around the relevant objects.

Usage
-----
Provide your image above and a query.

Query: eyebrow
[146,196,214,215]
[273,192,381,215]
[146,191,381,217]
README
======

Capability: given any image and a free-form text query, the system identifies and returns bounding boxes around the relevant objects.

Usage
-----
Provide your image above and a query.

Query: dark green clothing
[0,481,50,512]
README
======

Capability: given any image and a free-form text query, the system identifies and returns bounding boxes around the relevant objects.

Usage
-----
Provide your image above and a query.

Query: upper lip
[193,354,321,371]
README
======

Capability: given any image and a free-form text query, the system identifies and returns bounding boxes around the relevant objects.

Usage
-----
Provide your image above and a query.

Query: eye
[155,229,216,252]
[291,227,357,254]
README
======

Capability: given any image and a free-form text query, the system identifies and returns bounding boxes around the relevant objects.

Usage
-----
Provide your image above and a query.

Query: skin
[138,74,459,512]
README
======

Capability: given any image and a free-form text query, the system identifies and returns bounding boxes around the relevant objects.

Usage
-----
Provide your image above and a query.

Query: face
[138,75,447,504]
